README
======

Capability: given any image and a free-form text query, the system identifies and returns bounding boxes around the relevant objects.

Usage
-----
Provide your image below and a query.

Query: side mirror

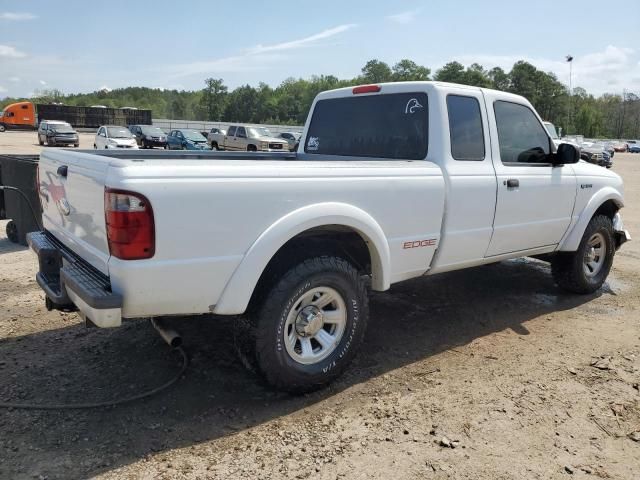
[554,143,580,166]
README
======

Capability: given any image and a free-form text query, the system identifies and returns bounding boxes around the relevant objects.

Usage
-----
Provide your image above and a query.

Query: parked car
[29,81,630,393]
[37,120,79,147]
[629,144,640,153]
[612,142,628,152]
[206,127,227,147]
[602,142,615,158]
[129,125,167,149]
[580,142,612,168]
[94,125,138,150]
[278,132,301,151]
[209,125,289,151]
[166,129,209,150]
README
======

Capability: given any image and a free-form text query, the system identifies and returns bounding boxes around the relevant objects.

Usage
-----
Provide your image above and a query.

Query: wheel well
[249,226,372,308]
[594,200,619,220]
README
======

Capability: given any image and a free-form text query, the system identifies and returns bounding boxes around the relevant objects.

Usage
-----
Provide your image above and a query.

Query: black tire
[551,215,615,294]
[250,256,368,393]
[74,143,79,148]
[211,142,219,151]
[0,124,6,132]
[6,221,18,244]
[247,145,257,152]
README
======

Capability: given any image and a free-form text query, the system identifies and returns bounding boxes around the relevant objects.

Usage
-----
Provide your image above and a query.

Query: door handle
[505,178,519,188]
[57,165,68,177]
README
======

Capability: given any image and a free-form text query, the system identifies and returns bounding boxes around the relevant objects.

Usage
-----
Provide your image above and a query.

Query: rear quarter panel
[105,159,445,317]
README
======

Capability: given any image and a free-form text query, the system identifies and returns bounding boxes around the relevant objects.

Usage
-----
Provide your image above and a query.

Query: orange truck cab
[0,101,37,132]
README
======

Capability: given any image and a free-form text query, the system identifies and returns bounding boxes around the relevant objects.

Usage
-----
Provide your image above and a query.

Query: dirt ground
[0,130,97,154]
[0,136,638,479]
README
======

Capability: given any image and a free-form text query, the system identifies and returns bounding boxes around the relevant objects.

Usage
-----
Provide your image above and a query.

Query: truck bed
[38,147,445,318]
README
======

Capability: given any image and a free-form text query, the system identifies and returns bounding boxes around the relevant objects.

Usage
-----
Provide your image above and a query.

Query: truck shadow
[0,236,28,255]
[0,258,616,479]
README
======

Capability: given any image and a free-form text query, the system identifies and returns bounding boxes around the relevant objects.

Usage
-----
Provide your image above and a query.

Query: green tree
[434,61,466,83]
[488,67,510,91]
[360,59,393,83]
[392,59,430,81]
[199,78,227,121]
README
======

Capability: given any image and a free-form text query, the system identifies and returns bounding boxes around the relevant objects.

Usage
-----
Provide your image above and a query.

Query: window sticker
[405,98,424,114]
[307,136,320,151]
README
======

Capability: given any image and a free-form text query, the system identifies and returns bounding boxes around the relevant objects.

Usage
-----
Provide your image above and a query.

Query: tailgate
[38,149,111,274]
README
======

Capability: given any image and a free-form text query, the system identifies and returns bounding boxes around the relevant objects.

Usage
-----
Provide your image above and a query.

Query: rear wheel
[0,124,6,132]
[250,256,368,393]
[552,215,615,294]
[211,142,219,151]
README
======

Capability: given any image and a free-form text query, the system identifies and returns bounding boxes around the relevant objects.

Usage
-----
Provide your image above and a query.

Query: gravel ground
[0,139,639,479]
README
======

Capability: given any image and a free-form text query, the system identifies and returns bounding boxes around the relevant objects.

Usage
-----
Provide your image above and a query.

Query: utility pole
[566,55,573,135]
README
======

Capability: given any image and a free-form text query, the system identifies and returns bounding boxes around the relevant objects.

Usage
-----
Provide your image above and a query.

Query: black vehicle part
[28,230,122,311]
[0,155,41,245]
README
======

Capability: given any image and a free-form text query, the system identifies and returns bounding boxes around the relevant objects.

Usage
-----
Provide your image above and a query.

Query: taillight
[104,188,155,260]
[353,84,381,94]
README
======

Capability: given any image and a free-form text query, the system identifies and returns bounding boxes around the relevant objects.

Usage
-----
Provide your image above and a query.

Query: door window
[447,95,485,161]
[237,127,246,138]
[494,101,550,164]
[227,126,236,136]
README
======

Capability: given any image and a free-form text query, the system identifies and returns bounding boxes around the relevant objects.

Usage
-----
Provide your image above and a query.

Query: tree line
[2,59,639,138]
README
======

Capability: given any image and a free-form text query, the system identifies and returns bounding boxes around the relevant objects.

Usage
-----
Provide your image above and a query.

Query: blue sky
[1,0,639,98]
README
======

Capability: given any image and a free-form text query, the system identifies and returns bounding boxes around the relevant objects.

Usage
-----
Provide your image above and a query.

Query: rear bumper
[27,230,122,327]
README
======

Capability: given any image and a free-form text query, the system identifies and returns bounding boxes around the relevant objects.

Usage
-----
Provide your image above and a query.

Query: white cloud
[0,45,26,58]
[453,45,640,95]
[8,76,20,82]
[0,85,7,93]
[168,24,357,77]
[98,85,111,92]
[39,80,47,85]
[386,9,420,24]
[0,12,36,21]
[247,24,357,54]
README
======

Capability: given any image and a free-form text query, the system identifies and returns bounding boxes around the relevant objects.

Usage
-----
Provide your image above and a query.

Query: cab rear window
[304,92,428,160]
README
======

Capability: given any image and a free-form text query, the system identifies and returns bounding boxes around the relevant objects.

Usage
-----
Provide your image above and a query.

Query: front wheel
[250,256,368,393]
[0,124,6,132]
[551,215,615,294]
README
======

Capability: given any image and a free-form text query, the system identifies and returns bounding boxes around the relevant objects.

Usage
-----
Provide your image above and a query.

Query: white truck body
[29,81,629,390]
[35,81,628,323]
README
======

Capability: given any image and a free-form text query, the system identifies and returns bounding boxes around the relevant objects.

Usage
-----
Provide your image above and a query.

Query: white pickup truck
[29,81,629,392]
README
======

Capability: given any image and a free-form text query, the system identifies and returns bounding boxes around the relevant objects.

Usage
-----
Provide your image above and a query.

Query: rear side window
[447,95,485,161]
[494,101,550,164]
[305,92,428,160]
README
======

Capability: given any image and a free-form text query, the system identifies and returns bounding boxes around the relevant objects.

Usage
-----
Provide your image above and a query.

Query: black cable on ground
[0,346,188,410]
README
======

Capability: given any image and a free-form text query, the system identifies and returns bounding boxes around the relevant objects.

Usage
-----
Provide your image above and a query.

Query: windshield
[0,110,4,118]
[51,124,75,133]
[543,122,559,139]
[248,127,272,138]
[183,130,207,141]
[107,127,133,138]
[305,92,429,160]
[141,126,165,136]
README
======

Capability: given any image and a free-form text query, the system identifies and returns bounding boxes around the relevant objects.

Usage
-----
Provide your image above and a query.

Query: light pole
[566,55,573,134]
